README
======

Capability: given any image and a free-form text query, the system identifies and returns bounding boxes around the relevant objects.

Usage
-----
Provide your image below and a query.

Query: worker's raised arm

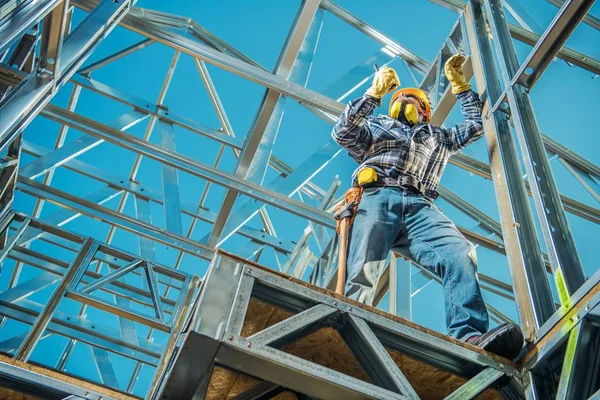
[331,96,377,162]
[439,89,484,152]
[438,54,484,152]
[332,67,400,162]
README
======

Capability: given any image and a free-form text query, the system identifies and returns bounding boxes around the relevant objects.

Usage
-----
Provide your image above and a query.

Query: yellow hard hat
[389,88,431,122]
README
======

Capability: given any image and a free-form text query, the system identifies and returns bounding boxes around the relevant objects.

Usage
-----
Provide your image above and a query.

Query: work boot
[466,323,524,360]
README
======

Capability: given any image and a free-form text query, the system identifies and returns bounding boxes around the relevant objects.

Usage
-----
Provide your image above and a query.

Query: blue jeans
[345,186,489,341]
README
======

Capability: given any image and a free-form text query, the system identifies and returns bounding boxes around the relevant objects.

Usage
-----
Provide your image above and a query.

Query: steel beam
[0,0,134,153]
[19,111,147,179]
[211,140,342,247]
[78,37,154,75]
[388,254,411,320]
[20,140,295,253]
[512,0,595,88]
[0,293,161,365]
[320,0,430,74]
[14,237,98,361]
[428,0,600,75]
[521,268,600,370]
[343,314,419,398]
[465,0,555,340]
[485,0,586,300]
[9,246,179,317]
[38,0,68,75]
[559,159,600,204]
[158,118,183,236]
[444,367,505,400]
[38,105,336,229]
[206,0,321,249]
[547,0,600,30]
[16,177,215,258]
[72,0,344,115]
[0,32,37,100]
[507,23,600,76]
[0,0,62,55]
[449,152,600,225]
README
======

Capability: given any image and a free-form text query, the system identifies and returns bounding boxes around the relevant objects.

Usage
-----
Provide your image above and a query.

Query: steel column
[465,0,556,340]
[0,0,134,153]
[485,0,587,300]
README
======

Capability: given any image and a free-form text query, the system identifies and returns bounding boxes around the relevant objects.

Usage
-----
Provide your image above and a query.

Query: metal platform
[154,251,518,400]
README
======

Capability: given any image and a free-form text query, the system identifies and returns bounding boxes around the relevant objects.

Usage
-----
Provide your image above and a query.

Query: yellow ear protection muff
[389,99,420,126]
[388,88,432,125]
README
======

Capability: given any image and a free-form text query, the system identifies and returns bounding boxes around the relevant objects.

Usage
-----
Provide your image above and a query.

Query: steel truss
[0,0,599,398]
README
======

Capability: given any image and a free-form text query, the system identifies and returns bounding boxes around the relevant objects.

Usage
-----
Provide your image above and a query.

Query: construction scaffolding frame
[0,0,599,398]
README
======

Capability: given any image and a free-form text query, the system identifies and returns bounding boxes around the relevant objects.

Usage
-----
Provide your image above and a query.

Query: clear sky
[4,0,600,395]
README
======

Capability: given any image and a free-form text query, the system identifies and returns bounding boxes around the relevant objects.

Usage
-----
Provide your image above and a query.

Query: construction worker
[331,54,524,360]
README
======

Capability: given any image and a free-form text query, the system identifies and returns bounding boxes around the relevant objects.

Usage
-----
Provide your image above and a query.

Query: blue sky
[4,0,600,395]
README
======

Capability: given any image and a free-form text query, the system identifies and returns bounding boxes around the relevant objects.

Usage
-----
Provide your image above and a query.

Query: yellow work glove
[366,67,400,99]
[444,53,471,95]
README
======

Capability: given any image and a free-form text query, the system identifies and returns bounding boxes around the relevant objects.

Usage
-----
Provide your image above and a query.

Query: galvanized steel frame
[0,0,599,397]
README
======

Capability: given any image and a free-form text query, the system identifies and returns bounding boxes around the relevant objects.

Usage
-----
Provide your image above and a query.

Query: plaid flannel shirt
[331,89,484,190]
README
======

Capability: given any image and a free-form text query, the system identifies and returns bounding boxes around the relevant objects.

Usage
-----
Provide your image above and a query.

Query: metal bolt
[498,364,504,369]
[228,335,234,341]
[513,222,521,228]
[333,301,338,306]
[247,268,252,274]
[247,342,252,348]
[586,305,591,311]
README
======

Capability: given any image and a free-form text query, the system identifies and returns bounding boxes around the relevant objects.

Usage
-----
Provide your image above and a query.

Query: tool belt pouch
[357,167,378,188]
[334,187,363,234]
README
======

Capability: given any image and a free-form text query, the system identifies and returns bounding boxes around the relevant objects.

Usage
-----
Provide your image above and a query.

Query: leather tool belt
[379,176,439,200]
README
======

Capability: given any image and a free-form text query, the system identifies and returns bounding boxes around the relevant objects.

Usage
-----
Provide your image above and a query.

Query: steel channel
[345,314,419,398]
[510,0,595,89]
[218,336,406,400]
[9,246,178,313]
[443,367,505,399]
[465,0,556,340]
[0,298,161,365]
[72,0,344,115]
[206,0,322,249]
[20,139,294,253]
[485,0,586,297]
[37,107,337,229]
[78,37,154,74]
[14,237,97,361]
[0,0,134,153]
[0,0,62,55]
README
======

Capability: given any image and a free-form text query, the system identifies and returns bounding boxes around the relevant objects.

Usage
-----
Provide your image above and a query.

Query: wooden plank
[0,354,136,400]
